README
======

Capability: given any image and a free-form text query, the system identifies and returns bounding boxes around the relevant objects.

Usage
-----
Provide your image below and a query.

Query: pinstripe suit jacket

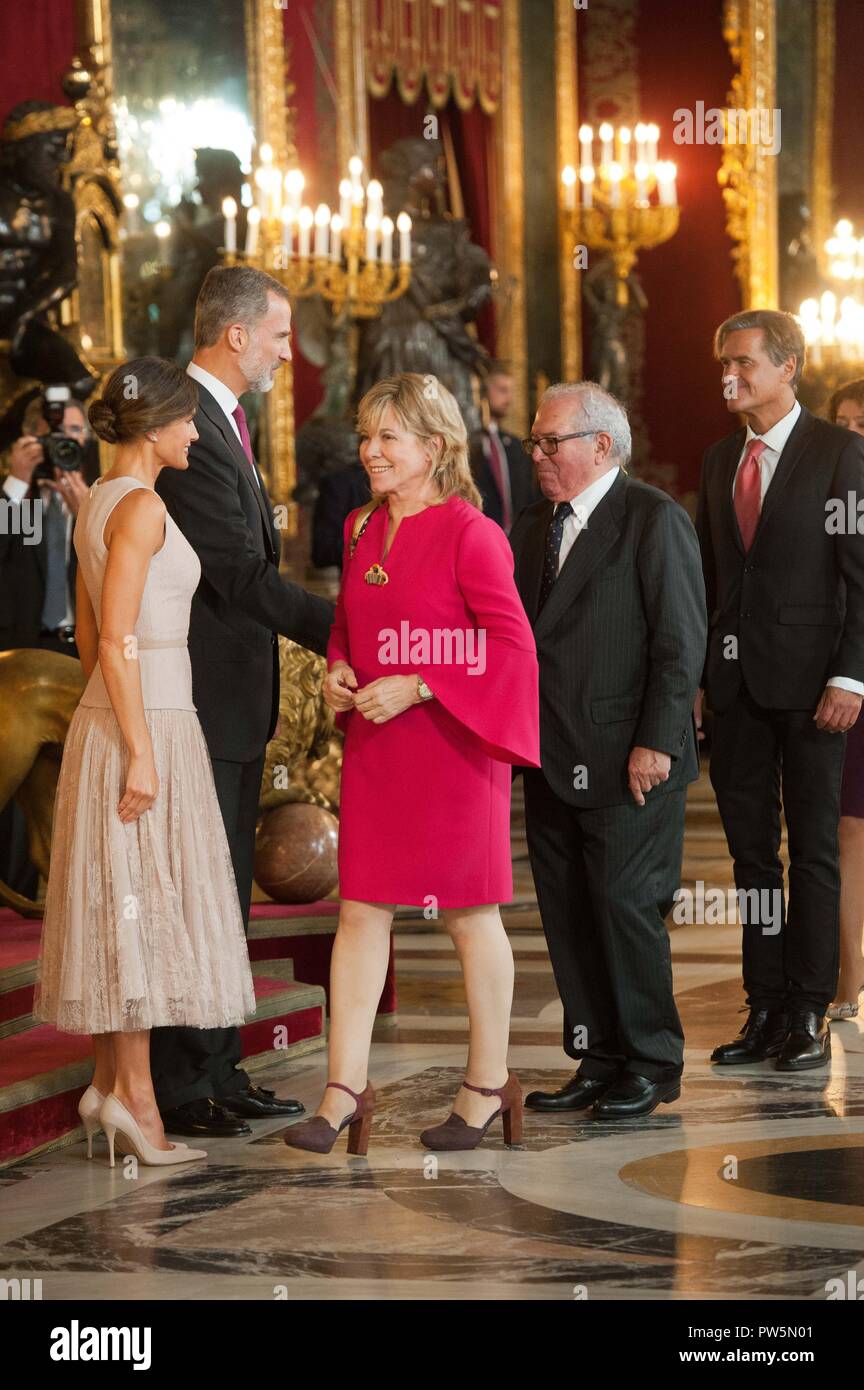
[510,469,706,808]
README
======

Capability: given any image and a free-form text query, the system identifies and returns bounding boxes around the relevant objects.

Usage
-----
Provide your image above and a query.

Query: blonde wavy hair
[355,372,482,509]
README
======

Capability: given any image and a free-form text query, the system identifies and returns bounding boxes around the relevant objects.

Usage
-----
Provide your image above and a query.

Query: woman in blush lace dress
[34,358,255,1166]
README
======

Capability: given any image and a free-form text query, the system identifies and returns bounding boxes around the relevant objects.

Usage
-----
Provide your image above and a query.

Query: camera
[32,385,84,481]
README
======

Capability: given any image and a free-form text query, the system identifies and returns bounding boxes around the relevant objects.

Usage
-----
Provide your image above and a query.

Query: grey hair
[539,381,632,465]
[194,264,290,349]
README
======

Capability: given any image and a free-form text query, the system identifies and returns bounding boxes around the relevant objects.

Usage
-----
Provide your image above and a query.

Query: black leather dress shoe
[591,1073,681,1118]
[217,1084,305,1118]
[161,1098,252,1137]
[775,1010,831,1071]
[524,1073,616,1111]
[711,1008,788,1065]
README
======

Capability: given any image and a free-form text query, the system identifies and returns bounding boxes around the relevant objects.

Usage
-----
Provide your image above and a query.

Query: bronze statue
[583,257,647,405]
[0,102,96,411]
[354,138,493,433]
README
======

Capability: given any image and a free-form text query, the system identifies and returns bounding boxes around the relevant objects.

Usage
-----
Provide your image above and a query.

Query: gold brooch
[364,563,389,586]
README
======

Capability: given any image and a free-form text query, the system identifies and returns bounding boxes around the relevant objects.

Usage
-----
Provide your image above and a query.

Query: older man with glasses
[510,382,707,1118]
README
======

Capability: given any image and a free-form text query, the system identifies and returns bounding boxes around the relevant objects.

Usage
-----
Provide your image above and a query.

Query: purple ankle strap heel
[419,1071,524,1152]
[283,1080,375,1156]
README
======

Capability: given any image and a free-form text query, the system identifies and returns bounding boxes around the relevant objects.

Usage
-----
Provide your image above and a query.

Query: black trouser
[709,684,844,1014]
[524,768,686,1082]
[150,752,265,1111]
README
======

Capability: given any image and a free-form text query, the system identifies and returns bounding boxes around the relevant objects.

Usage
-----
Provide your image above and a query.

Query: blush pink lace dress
[34,476,256,1034]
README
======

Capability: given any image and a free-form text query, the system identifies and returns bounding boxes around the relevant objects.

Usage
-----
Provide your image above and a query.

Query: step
[0,969,325,1168]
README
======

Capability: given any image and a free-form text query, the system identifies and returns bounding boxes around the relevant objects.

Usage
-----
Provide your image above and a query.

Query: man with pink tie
[697,310,864,1072]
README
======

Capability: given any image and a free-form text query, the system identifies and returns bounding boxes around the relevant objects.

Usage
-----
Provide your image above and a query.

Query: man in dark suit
[0,395,96,896]
[311,461,369,570]
[511,382,706,1118]
[470,362,538,531]
[152,265,334,1137]
[697,309,864,1071]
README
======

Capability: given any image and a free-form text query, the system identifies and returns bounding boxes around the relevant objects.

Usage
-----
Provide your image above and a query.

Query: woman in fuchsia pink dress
[283,373,540,1157]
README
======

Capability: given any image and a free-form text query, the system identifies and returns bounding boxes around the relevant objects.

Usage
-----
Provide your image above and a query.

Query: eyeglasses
[521,431,596,458]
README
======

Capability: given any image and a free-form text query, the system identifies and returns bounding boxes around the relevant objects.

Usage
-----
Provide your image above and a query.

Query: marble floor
[2,774,863,1303]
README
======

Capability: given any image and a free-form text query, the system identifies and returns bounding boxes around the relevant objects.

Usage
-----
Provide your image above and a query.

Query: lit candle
[599,122,614,169]
[280,205,295,253]
[285,168,304,217]
[380,215,393,263]
[245,205,260,256]
[268,166,282,220]
[259,143,273,166]
[339,177,351,224]
[298,206,313,259]
[396,211,412,263]
[155,219,171,265]
[646,123,659,165]
[578,124,593,170]
[222,196,237,253]
[635,123,647,165]
[366,179,383,224]
[618,127,631,175]
[579,166,594,209]
[122,192,141,235]
[254,165,270,214]
[329,213,343,262]
[349,155,364,206]
[634,160,649,205]
[657,161,677,207]
[314,203,330,258]
[365,212,380,261]
[608,162,622,209]
[561,165,577,211]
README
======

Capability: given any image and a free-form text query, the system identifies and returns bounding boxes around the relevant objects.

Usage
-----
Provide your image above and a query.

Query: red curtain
[282,2,327,428]
[832,0,864,227]
[631,0,739,497]
[0,0,77,126]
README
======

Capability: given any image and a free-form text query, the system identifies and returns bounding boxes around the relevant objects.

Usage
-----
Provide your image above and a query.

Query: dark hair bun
[88,399,120,444]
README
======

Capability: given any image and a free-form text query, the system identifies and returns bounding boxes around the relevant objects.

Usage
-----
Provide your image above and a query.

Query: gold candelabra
[561,122,680,305]
[220,150,412,318]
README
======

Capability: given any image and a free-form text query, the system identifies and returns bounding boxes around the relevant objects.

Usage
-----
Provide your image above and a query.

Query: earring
[147,432,158,443]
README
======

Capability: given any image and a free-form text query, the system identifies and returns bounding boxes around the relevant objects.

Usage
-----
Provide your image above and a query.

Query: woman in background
[827,378,864,1018]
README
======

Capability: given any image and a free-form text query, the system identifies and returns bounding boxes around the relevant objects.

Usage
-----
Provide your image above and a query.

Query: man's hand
[694,687,705,742]
[323,661,359,712]
[814,685,863,734]
[8,435,43,485]
[354,674,420,724]
[46,468,88,517]
[628,746,671,806]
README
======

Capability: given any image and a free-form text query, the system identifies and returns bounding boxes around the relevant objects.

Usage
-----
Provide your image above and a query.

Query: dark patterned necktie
[537,501,573,612]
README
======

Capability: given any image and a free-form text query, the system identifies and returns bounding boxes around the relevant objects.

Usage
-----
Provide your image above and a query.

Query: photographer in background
[0,386,98,654]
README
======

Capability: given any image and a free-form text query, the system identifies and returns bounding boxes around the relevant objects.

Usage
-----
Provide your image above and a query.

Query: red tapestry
[365,0,502,113]
[0,0,77,127]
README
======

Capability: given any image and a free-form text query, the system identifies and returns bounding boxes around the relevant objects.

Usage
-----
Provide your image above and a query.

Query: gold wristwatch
[417,676,435,701]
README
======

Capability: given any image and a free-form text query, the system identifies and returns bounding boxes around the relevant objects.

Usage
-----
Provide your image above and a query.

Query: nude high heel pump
[78,1085,106,1159]
[282,1081,375,1155]
[420,1072,524,1151]
[100,1094,207,1167]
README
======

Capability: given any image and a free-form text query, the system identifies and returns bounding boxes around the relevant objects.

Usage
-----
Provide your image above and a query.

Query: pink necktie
[231,403,256,473]
[487,430,512,530]
[734,438,766,552]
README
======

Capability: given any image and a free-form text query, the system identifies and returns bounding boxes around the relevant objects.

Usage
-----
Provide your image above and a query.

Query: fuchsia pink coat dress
[328,496,540,908]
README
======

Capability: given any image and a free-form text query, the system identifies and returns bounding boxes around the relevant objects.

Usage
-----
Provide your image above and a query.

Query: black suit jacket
[155,381,334,762]
[0,484,77,649]
[696,404,864,712]
[470,428,539,529]
[311,462,370,570]
[510,470,706,808]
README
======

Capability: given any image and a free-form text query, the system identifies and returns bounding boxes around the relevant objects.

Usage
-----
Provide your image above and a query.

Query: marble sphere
[254,802,339,904]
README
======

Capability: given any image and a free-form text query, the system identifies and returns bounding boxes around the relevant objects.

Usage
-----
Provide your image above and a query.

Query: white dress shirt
[733,397,862,697]
[555,465,621,575]
[187,361,260,489]
[2,472,74,626]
